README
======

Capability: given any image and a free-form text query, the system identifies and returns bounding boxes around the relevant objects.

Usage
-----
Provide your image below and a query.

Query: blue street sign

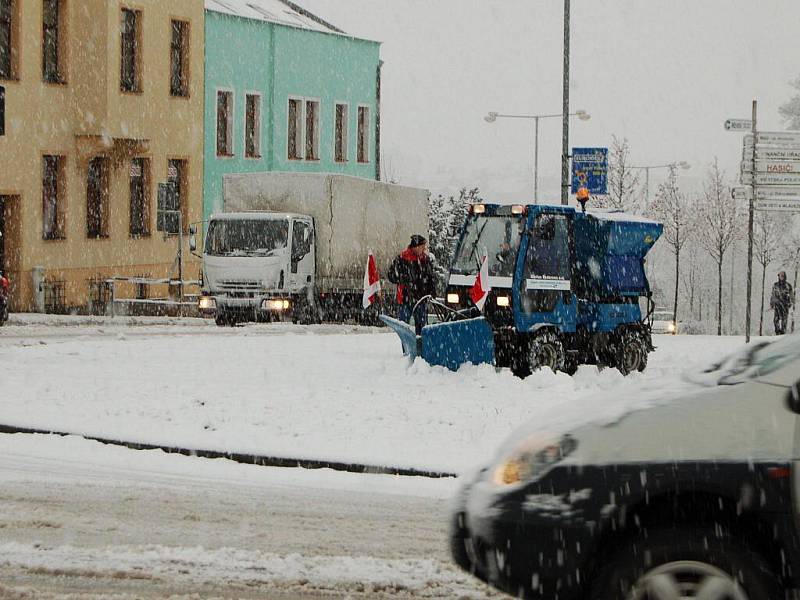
[571,147,608,194]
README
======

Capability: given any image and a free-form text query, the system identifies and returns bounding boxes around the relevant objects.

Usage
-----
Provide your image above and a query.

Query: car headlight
[262,299,290,311]
[667,322,676,332]
[491,434,577,487]
[496,295,510,307]
[447,293,460,304]
[198,296,216,310]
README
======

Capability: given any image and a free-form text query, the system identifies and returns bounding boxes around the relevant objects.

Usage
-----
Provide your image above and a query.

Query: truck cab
[199,212,314,325]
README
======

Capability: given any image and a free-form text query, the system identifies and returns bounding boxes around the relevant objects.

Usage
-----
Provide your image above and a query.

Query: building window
[87,157,109,238]
[0,0,16,80]
[305,99,319,160]
[334,103,348,163]
[169,20,189,97]
[42,0,65,84]
[357,106,370,163]
[42,155,65,240]
[120,8,141,93]
[245,93,261,158]
[216,90,233,156]
[0,85,4,136]
[158,158,186,234]
[129,157,150,237]
[287,97,302,160]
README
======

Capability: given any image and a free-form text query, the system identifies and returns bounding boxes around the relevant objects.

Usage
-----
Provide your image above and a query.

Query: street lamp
[630,161,691,208]
[484,110,591,203]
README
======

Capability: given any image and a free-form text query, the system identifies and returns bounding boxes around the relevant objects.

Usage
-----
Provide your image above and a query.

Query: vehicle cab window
[521,213,571,313]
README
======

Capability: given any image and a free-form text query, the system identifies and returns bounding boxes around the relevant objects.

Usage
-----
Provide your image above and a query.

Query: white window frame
[287,95,304,160]
[357,104,371,164]
[244,91,262,159]
[333,101,349,163]
[216,88,235,158]
[304,97,321,161]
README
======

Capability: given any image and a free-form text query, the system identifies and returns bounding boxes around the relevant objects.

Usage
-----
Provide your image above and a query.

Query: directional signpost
[727,103,800,342]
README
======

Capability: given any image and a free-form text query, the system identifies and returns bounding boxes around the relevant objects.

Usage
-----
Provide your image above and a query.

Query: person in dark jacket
[770,270,794,335]
[388,235,436,335]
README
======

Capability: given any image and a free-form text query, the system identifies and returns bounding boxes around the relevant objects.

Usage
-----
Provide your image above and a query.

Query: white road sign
[756,186,800,200]
[754,198,800,212]
[740,160,800,174]
[725,118,753,131]
[743,147,800,161]
[731,186,752,200]
[740,172,800,185]
[756,131,800,145]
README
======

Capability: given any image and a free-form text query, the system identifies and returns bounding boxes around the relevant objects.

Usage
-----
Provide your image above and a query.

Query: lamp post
[630,161,691,208]
[484,109,590,203]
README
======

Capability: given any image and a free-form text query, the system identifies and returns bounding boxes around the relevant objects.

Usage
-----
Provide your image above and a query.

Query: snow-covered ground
[0,316,770,598]
[1,315,757,475]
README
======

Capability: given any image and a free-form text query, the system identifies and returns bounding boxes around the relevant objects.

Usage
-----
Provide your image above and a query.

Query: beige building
[0,0,203,313]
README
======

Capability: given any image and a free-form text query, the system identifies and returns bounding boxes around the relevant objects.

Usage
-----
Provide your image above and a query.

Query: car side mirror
[787,381,800,415]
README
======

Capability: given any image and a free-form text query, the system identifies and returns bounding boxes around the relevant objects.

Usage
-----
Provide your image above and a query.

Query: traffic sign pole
[745,100,756,344]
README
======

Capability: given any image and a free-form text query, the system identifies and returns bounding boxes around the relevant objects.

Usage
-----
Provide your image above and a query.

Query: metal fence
[105,276,200,317]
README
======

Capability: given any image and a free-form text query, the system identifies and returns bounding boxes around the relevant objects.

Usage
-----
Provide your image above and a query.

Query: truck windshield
[451,215,524,276]
[205,219,289,257]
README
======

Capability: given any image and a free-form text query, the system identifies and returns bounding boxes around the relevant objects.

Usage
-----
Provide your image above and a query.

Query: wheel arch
[586,488,793,589]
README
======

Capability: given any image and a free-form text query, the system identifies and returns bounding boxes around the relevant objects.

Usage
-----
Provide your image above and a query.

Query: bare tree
[779,76,800,129]
[697,159,741,335]
[753,211,789,335]
[598,135,641,211]
[649,165,695,325]
[680,240,702,320]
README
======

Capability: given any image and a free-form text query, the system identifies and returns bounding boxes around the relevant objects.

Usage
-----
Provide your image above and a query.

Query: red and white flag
[362,251,381,309]
[470,254,491,311]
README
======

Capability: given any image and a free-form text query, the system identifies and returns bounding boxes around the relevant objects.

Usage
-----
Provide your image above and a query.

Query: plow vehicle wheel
[527,331,566,373]
[615,330,648,375]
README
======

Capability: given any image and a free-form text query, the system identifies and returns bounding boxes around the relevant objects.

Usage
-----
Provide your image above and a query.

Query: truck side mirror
[787,380,800,415]
[188,233,197,253]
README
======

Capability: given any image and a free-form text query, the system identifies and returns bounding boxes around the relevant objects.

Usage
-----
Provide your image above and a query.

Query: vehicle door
[516,211,576,331]
[288,219,315,292]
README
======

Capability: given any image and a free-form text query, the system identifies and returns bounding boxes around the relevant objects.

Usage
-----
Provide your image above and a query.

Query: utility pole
[560,0,570,206]
[729,243,735,334]
[745,100,757,343]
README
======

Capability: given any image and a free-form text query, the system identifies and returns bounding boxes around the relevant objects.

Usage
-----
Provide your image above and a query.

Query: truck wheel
[616,330,647,375]
[215,313,234,327]
[589,528,778,600]
[527,331,565,373]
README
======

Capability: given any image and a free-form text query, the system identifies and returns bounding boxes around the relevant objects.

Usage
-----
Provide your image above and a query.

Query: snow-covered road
[0,434,496,599]
[0,316,772,598]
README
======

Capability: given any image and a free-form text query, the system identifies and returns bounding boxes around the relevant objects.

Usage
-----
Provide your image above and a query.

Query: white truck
[193,172,429,325]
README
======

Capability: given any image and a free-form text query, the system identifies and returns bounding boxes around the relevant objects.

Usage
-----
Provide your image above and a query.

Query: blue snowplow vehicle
[381,203,663,375]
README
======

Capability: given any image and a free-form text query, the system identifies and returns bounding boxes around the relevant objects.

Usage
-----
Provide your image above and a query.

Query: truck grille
[219,280,262,292]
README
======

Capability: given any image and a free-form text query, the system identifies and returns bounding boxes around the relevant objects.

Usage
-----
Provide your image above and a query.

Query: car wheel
[590,528,779,600]
[616,330,647,375]
[527,331,565,373]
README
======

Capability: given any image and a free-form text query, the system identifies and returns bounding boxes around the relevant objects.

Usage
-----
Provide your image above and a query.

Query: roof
[204,0,345,35]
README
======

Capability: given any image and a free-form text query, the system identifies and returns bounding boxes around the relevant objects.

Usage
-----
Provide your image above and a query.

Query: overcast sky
[301,0,800,202]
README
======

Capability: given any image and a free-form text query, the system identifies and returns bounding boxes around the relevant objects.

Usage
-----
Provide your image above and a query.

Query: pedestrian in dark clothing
[770,271,794,335]
[388,235,436,335]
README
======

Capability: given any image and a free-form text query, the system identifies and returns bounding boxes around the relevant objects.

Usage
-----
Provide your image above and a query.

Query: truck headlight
[262,299,290,311]
[491,434,577,487]
[496,295,510,307]
[668,322,676,333]
[447,293,460,304]
[198,296,216,310]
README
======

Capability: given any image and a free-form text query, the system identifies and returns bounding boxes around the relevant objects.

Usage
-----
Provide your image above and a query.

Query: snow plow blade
[380,315,495,371]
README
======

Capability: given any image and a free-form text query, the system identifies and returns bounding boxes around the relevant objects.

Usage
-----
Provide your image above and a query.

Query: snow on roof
[205,0,344,35]
[586,208,661,225]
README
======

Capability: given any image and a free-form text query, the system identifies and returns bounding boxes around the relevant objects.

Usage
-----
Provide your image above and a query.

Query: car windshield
[205,218,289,257]
[450,214,523,276]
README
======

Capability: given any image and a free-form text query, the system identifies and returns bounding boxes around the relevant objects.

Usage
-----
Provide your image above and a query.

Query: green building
[203,0,382,221]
